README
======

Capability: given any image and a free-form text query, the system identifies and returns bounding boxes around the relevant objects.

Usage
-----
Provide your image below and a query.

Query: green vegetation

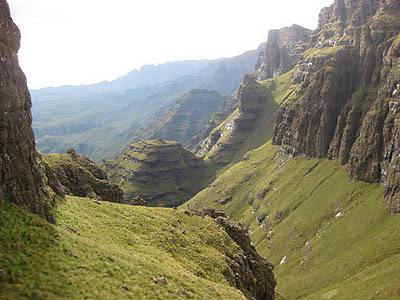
[393,33,400,47]
[186,142,400,299]
[261,70,298,104]
[105,140,210,206]
[303,46,346,59]
[0,196,248,300]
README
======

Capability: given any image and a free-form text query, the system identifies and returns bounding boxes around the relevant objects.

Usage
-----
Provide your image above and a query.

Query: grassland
[0,196,247,300]
[186,142,400,299]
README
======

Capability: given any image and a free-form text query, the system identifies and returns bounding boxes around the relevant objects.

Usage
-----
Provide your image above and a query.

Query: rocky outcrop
[198,76,278,167]
[138,89,232,149]
[187,208,276,300]
[0,0,55,221]
[272,0,400,212]
[105,140,209,206]
[44,149,124,202]
[255,24,312,81]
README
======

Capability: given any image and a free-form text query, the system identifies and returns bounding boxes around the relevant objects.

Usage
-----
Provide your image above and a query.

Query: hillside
[186,142,400,299]
[32,49,260,161]
[105,140,210,206]
[138,89,233,149]
[0,196,275,300]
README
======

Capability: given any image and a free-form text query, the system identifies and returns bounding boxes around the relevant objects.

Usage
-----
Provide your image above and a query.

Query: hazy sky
[9,0,333,89]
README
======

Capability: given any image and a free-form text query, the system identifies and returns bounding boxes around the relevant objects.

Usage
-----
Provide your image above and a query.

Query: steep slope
[105,140,209,206]
[255,24,312,80]
[272,0,400,212]
[186,142,400,299]
[0,196,275,300]
[138,89,232,148]
[0,0,54,221]
[32,49,259,161]
[44,149,123,203]
[197,75,279,168]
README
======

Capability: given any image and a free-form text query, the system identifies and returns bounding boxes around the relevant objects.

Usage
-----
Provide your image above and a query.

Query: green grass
[0,196,247,300]
[303,46,346,59]
[186,142,400,299]
[260,70,298,104]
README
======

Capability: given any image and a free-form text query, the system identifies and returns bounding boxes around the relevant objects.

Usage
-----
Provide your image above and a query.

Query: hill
[104,140,210,206]
[0,196,275,299]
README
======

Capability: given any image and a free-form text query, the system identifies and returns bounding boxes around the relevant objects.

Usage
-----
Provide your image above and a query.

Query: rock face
[198,75,278,167]
[255,24,312,81]
[188,208,276,300]
[272,0,400,212]
[0,0,55,221]
[138,89,232,149]
[44,149,124,203]
[105,140,209,206]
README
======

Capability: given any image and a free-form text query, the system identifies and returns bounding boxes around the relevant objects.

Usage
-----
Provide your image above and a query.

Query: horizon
[9,0,333,89]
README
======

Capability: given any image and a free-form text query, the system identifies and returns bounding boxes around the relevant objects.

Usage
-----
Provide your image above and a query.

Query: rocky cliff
[138,89,232,149]
[255,24,312,81]
[0,0,55,221]
[105,140,209,206]
[272,0,400,213]
[44,149,124,202]
[198,75,278,168]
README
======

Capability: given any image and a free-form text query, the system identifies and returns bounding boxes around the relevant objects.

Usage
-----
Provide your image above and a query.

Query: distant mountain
[138,89,233,149]
[32,49,260,160]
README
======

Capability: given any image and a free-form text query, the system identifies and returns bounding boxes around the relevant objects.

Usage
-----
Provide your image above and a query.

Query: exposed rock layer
[105,140,209,206]
[272,0,400,212]
[255,24,312,81]
[44,149,124,203]
[0,0,54,221]
[188,208,276,300]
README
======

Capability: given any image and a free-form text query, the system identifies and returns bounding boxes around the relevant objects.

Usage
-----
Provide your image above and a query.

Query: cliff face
[44,149,124,203]
[272,0,400,212]
[105,140,209,206]
[198,75,278,167]
[0,1,54,221]
[255,24,312,81]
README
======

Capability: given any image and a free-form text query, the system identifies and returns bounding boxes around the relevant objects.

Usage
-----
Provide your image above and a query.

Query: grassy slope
[0,196,247,300]
[186,142,400,299]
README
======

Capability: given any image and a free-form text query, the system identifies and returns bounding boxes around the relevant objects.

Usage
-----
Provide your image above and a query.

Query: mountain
[0,2,276,299]
[32,49,260,160]
[138,89,233,149]
[104,140,210,207]
[0,1,55,221]
[185,0,400,298]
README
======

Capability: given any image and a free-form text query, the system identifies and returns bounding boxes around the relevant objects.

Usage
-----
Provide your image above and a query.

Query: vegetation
[186,142,400,299]
[303,46,346,59]
[260,70,298,104]
[0,196,249,300]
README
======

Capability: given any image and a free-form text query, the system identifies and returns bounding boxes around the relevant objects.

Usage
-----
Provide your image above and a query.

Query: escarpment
[255,24,312,81]
[198,75,278,167]
[44,149,124,203]
[272,0,400,212]
[0,0,55,221]
[105,140,209,206]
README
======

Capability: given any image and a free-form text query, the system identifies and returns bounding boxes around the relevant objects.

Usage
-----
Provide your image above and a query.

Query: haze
[9,0,333,89]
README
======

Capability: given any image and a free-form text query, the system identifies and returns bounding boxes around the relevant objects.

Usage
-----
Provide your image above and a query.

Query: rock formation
[187,208,276,300]
[44,149,124,202]
[255,24,312,81]
[105,140,209,206]
[0,0,55,221]
[198,75,278,167]
[272,0,400,212]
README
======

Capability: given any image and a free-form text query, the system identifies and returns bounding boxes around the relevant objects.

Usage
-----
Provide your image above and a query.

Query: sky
[9,0,333,89]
